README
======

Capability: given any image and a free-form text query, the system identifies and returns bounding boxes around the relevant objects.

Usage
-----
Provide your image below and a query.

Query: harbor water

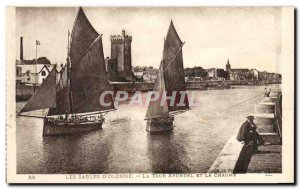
[16,84,280,174]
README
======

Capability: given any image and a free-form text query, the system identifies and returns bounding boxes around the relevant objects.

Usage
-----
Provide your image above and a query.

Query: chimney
[20,37,23,60]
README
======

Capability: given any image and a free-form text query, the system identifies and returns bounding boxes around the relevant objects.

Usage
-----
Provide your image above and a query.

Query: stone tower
[226,59,231,71]
[110,30,132,81]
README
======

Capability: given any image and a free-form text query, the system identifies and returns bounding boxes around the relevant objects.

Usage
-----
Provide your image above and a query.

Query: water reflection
[42,135,81,173]
[42,130,113,174]
[147,132,190,173]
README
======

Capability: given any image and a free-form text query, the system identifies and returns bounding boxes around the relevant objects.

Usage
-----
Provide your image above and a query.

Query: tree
[184,68,195,77]
[217,69,225,78]
[184,67,208,78]
[194,66,208,78]
[37,57,51,64]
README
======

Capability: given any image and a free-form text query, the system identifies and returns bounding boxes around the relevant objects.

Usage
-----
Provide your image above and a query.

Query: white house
[133,71,144,82]
[207,68,218,78]
[16,60,54,85]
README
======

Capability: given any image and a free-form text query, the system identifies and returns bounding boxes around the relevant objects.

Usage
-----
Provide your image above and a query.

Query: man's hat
[246,115,255,120]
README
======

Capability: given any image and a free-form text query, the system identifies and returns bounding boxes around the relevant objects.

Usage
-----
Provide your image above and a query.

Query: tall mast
[67,30,70,56]
[67,30,73,113]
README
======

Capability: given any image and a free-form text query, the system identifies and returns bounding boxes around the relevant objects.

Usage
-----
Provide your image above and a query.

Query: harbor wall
[110,82,154,92]
[16,85,39,101]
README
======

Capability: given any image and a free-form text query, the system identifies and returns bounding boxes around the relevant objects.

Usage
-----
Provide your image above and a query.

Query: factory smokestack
[20,37,23,60]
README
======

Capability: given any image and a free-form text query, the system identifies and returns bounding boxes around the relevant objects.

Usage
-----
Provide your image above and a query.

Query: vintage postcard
[6,6,294,183]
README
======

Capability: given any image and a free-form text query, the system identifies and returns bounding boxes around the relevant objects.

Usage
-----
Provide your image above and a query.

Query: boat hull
[146,118,173,133]
[43,120,104,136]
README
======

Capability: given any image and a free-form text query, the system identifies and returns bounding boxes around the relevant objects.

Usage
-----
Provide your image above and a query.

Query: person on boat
[236,115,270,150]
[65,113,68,121]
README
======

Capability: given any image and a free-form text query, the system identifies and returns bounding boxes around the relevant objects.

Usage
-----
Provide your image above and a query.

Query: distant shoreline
[16,81,281,102]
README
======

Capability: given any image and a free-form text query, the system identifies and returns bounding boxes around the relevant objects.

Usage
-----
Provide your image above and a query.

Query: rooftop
[16,57,51,65]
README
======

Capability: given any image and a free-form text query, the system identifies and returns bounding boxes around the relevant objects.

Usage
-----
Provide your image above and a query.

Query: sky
[16,7,282,73]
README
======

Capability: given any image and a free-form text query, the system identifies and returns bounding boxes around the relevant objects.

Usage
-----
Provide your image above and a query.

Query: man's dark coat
[236,121,253,142]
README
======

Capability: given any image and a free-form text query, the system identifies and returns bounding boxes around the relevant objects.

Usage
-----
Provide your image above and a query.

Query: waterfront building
[258,71,281,83]
[229,68,249,80]
[110,30,133,81]
[207,68,218,79]
[16,66,22,84]
[131,66,158,82]
[225,59,249,80]
[16,58,54,85]
[225,59,281,82]
[133,71,144,82]
[143,67,158,82]
[143,74,157,83]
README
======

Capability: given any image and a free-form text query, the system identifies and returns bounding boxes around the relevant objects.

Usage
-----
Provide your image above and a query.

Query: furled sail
[145,63,169,119]
[20,67,57,113]
[70,36,115,114]
[162,21,189,112]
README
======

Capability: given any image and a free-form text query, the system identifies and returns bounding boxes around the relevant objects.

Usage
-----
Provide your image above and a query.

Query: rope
[162,42,185,73]
[220,92,265,114]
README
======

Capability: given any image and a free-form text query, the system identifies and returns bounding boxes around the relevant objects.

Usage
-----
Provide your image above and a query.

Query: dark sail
[20,67,57,113]
[162,21,189,112]
[50,7,114,115]
[70,36,115,114]
[145,63,169,119]
[70,7,99,66]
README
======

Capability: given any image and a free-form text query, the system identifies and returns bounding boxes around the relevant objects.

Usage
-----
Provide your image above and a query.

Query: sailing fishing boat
[19,7,115,136]
[145,21,189,132]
